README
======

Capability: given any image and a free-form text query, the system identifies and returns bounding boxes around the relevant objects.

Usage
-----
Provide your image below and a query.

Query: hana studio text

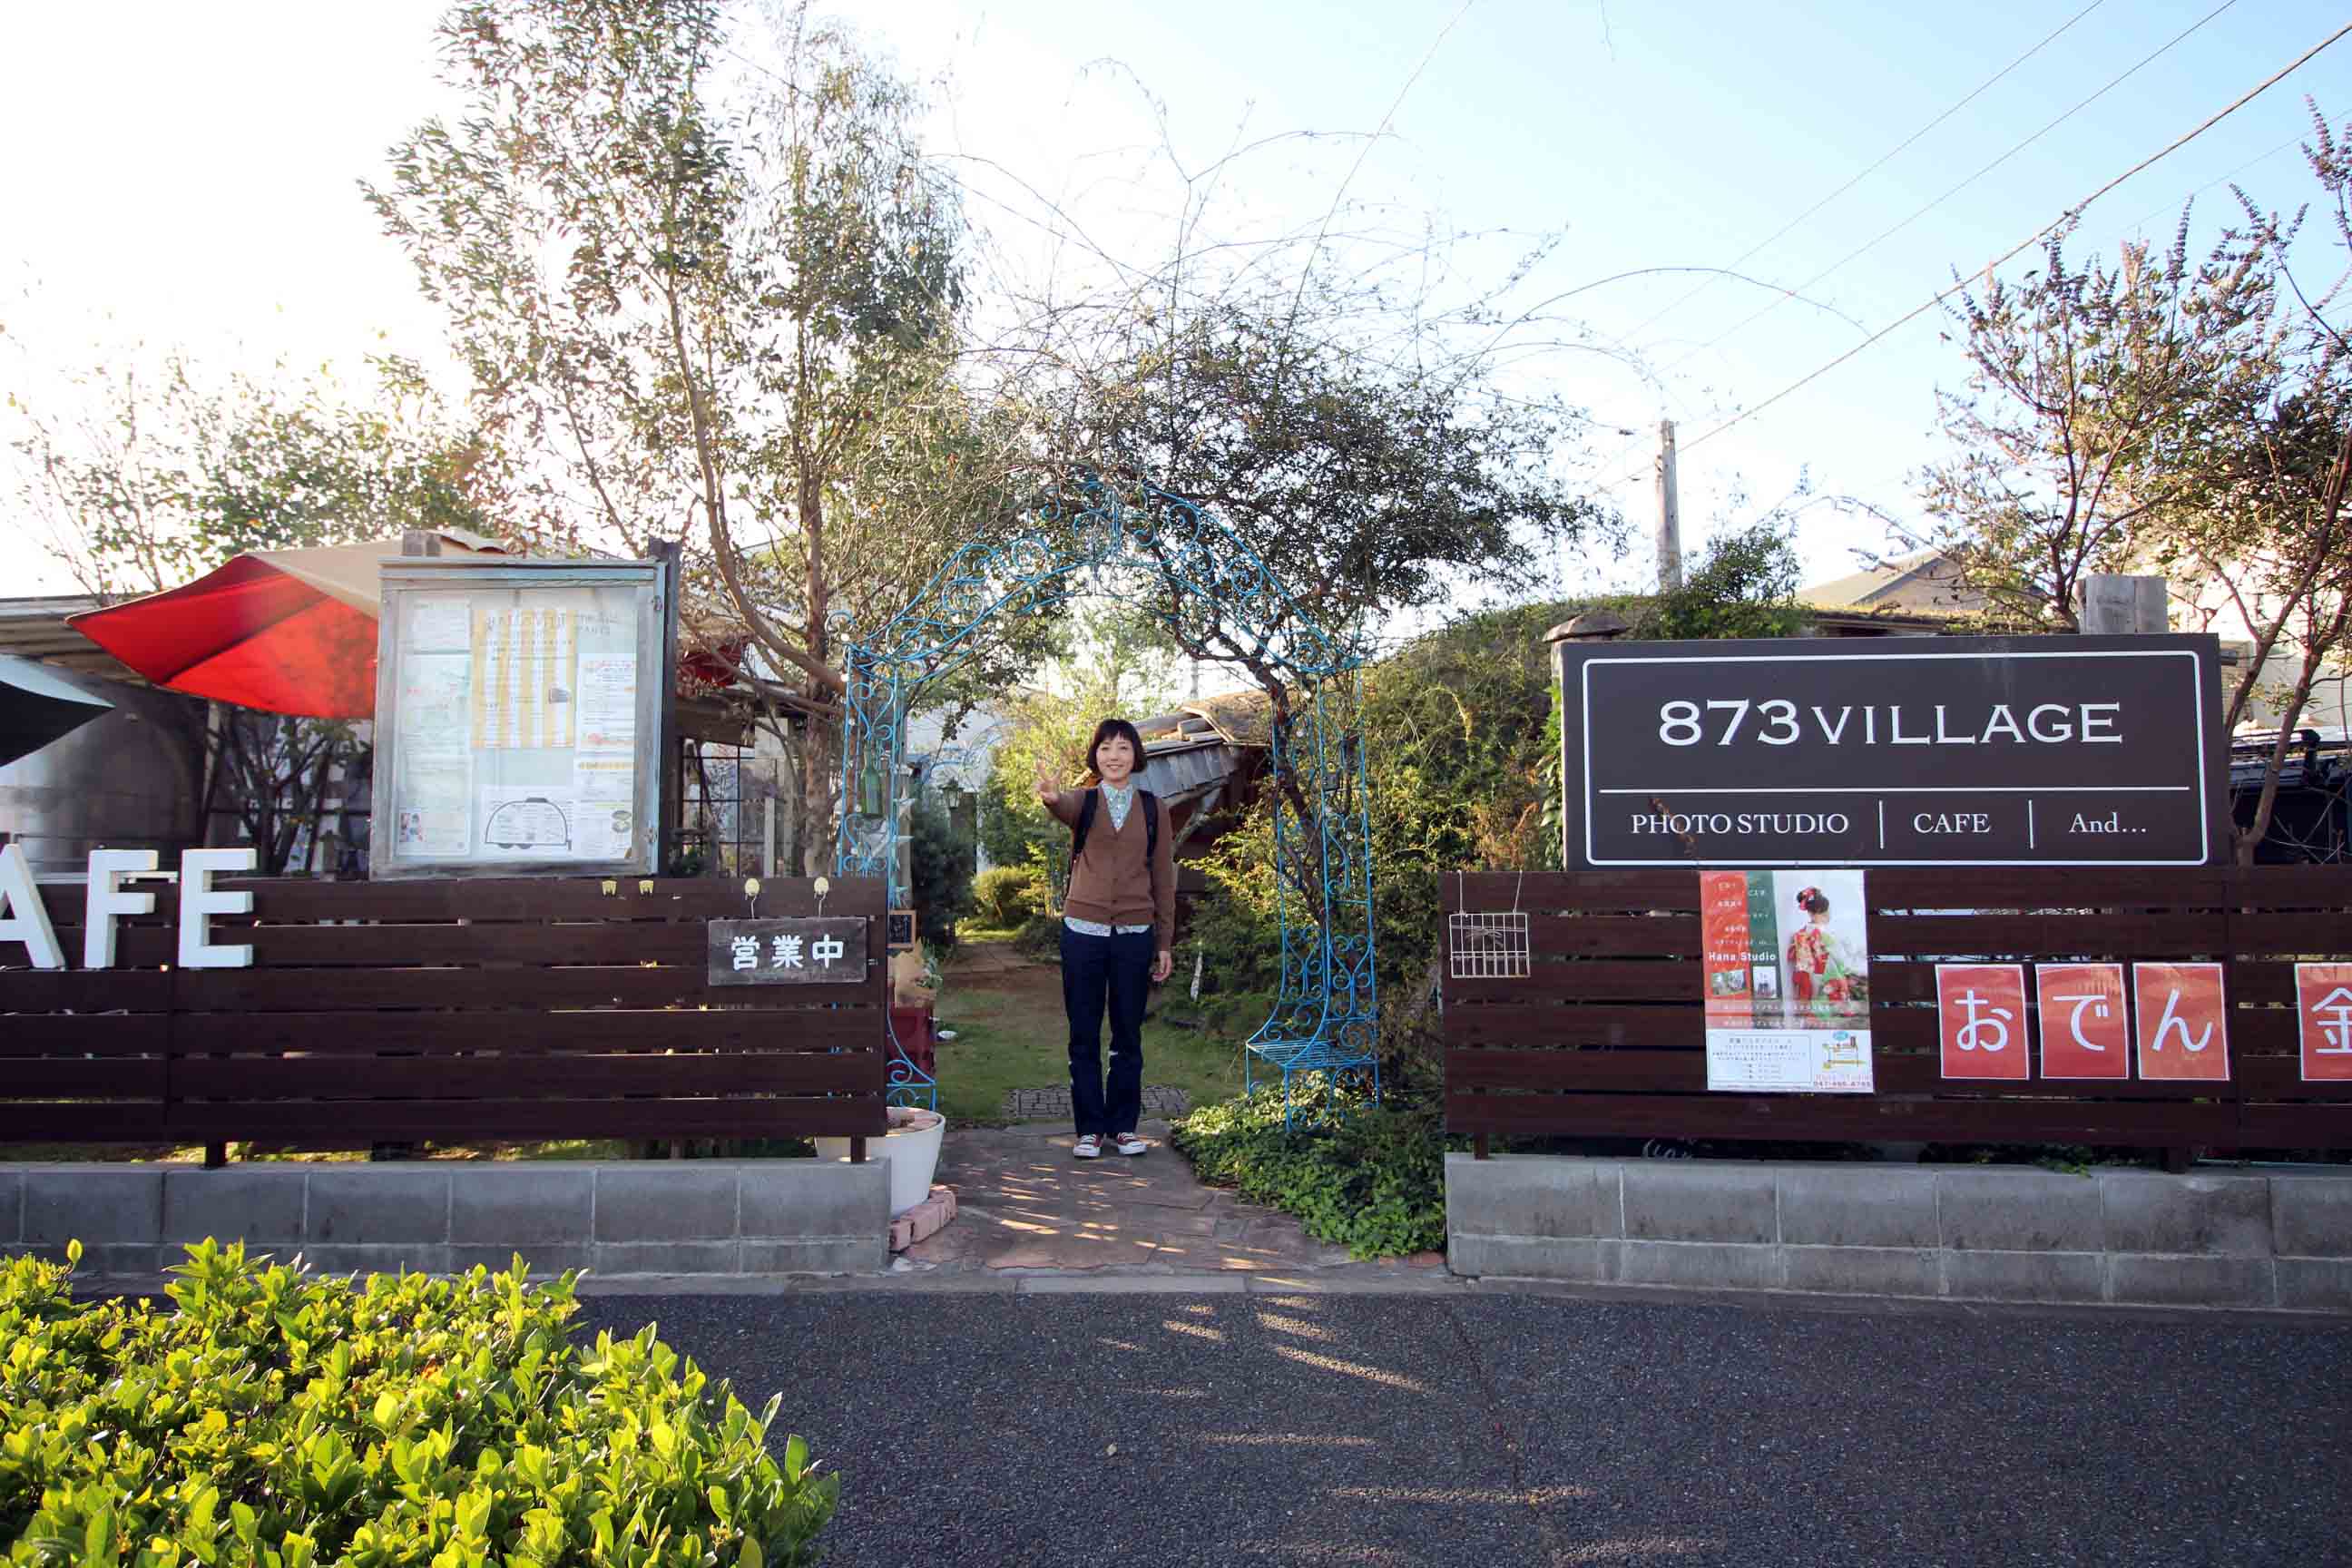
[0,844,260,971]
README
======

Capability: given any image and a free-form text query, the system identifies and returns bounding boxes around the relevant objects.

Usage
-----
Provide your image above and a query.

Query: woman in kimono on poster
[1786,885,1867,1024]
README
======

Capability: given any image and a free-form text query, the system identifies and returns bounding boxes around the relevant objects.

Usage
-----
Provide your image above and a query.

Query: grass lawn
[930,936,1252,1126]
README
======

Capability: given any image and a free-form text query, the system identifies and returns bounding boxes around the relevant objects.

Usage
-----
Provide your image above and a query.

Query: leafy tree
[906,794,975,955]
[8,351,488,873]
[1048,292,1612,691]
[1916,224,2276,628]
[2146,108,2352,859]
[1916,102,2352,861]
[369,0,1054,873]
[975,602,1183,898]
[1648,522,1808,641]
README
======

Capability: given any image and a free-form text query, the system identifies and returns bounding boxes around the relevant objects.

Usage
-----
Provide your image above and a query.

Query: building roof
[1799,547,1940,608]
[0,595,140,680]
[1137,687,1276,750]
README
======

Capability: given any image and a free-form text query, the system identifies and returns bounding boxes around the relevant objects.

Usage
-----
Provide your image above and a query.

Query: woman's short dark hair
[1087,717,1146,778]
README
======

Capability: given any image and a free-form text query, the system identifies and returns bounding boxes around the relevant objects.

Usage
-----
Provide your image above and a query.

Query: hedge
[0,1240,836,1567]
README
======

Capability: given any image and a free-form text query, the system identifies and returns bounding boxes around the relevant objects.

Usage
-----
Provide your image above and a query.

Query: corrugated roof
[0,595,141,680]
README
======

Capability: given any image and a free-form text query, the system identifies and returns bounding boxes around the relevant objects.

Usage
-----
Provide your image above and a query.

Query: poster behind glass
[376,564,659,877]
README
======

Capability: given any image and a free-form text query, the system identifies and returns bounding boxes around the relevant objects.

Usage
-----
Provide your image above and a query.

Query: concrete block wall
[1446,1155,2352,1313]
[0,1161,890,1280]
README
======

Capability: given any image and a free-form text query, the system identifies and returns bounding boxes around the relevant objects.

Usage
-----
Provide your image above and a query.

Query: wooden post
[203,1142,227,1170]
[2079,573,2168,634]
[648,540,682,872]
[763,795,777,878]
[849,1136,868,1165]
[1475,1132,1491,1161]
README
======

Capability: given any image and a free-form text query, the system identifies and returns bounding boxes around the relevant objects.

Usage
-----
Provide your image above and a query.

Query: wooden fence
[1444,867,2352,1160]
[1,875,888,1152]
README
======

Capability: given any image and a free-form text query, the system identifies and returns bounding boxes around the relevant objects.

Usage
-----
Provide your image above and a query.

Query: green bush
[970,864,1046,928]
[907,796,975,956]
[1009,909,1063,962]
[1170,1078,1446,1259]
[0,1240,837,1568]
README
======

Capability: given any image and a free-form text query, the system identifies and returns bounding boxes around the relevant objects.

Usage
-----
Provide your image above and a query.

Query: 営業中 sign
[1558,634,2225,867]
[708,917,868,985]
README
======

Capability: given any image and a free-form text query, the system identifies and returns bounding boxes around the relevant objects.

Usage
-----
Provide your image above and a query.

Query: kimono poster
[1700,868,1873,1093]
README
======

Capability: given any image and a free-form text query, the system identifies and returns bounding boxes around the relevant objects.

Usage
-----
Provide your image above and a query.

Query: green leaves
[1171,1082,1446,1259]
[0,1245,838,1566]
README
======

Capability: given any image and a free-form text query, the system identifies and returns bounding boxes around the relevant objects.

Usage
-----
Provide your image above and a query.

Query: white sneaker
[1073,1134,1102,1159]
[1114,1131,1147,1156]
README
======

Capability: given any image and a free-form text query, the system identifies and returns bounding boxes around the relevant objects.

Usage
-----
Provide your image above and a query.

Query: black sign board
[1559,634,2227,867]
[708,917,868,985]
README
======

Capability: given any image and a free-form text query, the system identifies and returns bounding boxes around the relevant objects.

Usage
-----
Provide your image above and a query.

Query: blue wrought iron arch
[835,474,1379,1122]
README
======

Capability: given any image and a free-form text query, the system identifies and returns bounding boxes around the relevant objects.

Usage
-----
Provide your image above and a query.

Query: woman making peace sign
[1035,719,1176,1159]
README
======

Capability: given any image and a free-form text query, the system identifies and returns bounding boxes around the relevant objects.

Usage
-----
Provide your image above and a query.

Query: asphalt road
[574,1288,2352,1568]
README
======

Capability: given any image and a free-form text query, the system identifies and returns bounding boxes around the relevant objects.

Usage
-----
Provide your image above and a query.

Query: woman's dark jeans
[1062,924,1153,1136]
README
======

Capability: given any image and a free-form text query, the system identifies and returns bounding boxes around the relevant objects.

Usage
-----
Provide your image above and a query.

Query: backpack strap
[1070,789,1100,876]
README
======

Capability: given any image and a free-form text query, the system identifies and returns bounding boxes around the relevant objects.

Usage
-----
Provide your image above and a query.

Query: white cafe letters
[0,843,258,971]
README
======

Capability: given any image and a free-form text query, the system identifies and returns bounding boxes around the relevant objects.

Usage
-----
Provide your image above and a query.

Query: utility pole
[1654,418,1682,592]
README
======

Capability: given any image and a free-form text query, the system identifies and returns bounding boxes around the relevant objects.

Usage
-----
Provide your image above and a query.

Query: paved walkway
[894,1120,1451,1287]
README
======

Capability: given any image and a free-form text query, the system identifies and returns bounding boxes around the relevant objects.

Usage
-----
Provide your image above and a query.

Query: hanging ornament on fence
[1449,868,1531,980]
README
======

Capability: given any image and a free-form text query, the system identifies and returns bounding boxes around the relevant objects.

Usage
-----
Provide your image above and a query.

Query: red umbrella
[66,533,504,720]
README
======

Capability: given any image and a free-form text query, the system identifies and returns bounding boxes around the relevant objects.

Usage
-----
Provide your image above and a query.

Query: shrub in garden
[0,1240,837,1567]
[1171,1077,1446,1259]
[908,796,976,956]
[1009,909,1063,962]
[969,864,1046,929]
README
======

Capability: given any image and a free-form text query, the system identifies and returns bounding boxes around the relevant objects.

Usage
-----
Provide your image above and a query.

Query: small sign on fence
[1699,867,1873,1093]
[708,917,868,985]
[2299,963,2352,1083]
[2133,962,2230,1081]
[2035,963,2130,1080]
[1936,964,2028,1081]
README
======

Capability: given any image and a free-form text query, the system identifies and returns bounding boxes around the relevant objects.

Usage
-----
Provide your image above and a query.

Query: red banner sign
[2297,963,2352,1083]
[1937,964,2029,1080]
[2132,962,2230,1082]
[2035,963,2131,1080]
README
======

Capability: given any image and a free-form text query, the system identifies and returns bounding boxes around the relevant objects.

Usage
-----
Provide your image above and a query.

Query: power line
[1679,17,2352,458]
[1671,0,2239,372]
[1615,0,2108,348]
[2112,132,2308,239]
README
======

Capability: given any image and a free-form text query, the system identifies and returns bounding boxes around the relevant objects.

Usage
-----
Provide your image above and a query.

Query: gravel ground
[573,1289,2352,1568]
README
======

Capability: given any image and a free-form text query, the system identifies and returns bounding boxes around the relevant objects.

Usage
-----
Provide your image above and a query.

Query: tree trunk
[799,716,839,877]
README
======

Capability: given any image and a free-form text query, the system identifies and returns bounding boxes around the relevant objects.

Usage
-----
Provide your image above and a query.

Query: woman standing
[1035,719,1176,1158]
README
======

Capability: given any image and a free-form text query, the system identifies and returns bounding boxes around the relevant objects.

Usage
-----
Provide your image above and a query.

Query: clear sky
[4,0,2347,605]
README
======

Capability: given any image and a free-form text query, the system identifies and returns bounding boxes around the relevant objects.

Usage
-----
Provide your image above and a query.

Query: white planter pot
[814,1107,946,1216]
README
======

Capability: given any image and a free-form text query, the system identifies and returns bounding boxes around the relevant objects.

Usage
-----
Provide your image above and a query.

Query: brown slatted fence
[1444,867,2352,1157]
[1,876,887,1148]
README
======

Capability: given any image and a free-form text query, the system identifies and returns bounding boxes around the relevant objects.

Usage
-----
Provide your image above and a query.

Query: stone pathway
[893,1119,1451,1284]
[997,1084,1189,1119]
